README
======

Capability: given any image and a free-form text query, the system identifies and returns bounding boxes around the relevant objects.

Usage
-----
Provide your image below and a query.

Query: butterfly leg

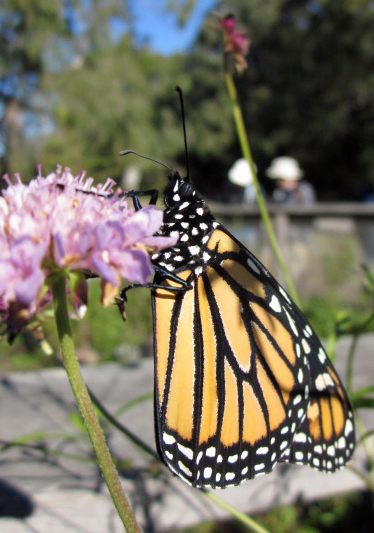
[120,267,191,300]
[117,265,191,320]
[120,189,159,210]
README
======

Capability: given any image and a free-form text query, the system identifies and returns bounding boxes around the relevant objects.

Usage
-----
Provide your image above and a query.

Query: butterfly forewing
[151,172,355,488]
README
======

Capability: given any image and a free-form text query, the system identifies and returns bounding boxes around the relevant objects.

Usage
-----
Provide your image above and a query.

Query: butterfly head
[164,172,198,209]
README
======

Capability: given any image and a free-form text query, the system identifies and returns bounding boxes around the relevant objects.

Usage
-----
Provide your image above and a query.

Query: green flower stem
[51,276,141,533]
[347,463,374,493]
[204,490,270,533]
[224,71,301,308]
[355,417,374,479]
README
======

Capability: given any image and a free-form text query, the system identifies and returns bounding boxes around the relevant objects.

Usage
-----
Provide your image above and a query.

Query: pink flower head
[219,14,250,74]
[0,167,177,341]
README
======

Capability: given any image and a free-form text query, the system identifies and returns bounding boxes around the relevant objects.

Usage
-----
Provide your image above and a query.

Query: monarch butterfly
[121,166,355,490]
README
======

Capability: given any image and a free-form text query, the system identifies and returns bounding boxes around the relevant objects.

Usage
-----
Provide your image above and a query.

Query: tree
[190,0,374,200]
[0,0,74,178]
[0,0,131,179]
[41,36,184,187]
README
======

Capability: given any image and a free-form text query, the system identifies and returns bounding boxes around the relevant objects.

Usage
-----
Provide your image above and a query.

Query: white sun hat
[266,156,304,181]
[228,158,256,187]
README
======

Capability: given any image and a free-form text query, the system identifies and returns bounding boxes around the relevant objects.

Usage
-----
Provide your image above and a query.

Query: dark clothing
[273,181,316,205]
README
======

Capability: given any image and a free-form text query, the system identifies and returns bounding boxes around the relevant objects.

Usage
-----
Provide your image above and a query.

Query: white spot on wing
[177,443,194,460]
[189,245,200,255]
[163,433,175,445]
[269,295,282,313]
[247,256,260,274]
[204,467,212,478]
[345,419,354,436]
[293,394,302,405]
[178,461,192,477]
[206,446,216,457]
[256,447,269,455]
[279,286,291,303]
[285,310,298,336]
[315,373,334,391]
[318,348,327,363]
[327,445,335,456]
[302,338,311,354]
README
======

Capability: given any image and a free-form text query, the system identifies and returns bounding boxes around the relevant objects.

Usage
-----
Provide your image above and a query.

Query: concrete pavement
[0,334,373,532]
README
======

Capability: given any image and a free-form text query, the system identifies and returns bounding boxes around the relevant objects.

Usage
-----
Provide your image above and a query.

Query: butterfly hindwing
[217,225,355,475]
[283,345,355,471]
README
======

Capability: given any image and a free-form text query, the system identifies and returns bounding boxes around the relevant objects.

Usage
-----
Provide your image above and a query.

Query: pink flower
[0,166,176,341]
[219,15,250,74]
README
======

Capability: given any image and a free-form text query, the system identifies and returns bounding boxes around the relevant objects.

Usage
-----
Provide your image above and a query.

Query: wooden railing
[208,202,374,219]
[206,202,374,286]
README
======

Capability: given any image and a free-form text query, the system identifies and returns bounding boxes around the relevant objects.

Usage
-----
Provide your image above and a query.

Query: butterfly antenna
[175,86,190,181]
[120,150,173,173]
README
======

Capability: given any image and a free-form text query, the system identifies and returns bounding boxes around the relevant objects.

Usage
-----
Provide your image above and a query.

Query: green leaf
[115,392,153,417]
[356,429,374,447]
[69,411,87,434]
[350,386,374,401]
[351,397,374,410]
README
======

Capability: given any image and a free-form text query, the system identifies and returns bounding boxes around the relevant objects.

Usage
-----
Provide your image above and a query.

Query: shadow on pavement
[0,478,34,518]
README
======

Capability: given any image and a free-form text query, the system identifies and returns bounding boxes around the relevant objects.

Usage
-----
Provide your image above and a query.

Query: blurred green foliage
[2,267,373,373]
[176,492,374,533]
[0,278,153,371]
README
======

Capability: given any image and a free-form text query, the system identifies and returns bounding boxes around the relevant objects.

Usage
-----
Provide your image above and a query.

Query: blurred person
[228,158,258,204]
[266,156,316,205]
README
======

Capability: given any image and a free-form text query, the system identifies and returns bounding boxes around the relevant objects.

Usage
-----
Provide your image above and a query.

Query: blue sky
[130,0,218,55]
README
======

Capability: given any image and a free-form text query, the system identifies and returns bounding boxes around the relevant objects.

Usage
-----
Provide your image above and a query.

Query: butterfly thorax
[151,172,217,273]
